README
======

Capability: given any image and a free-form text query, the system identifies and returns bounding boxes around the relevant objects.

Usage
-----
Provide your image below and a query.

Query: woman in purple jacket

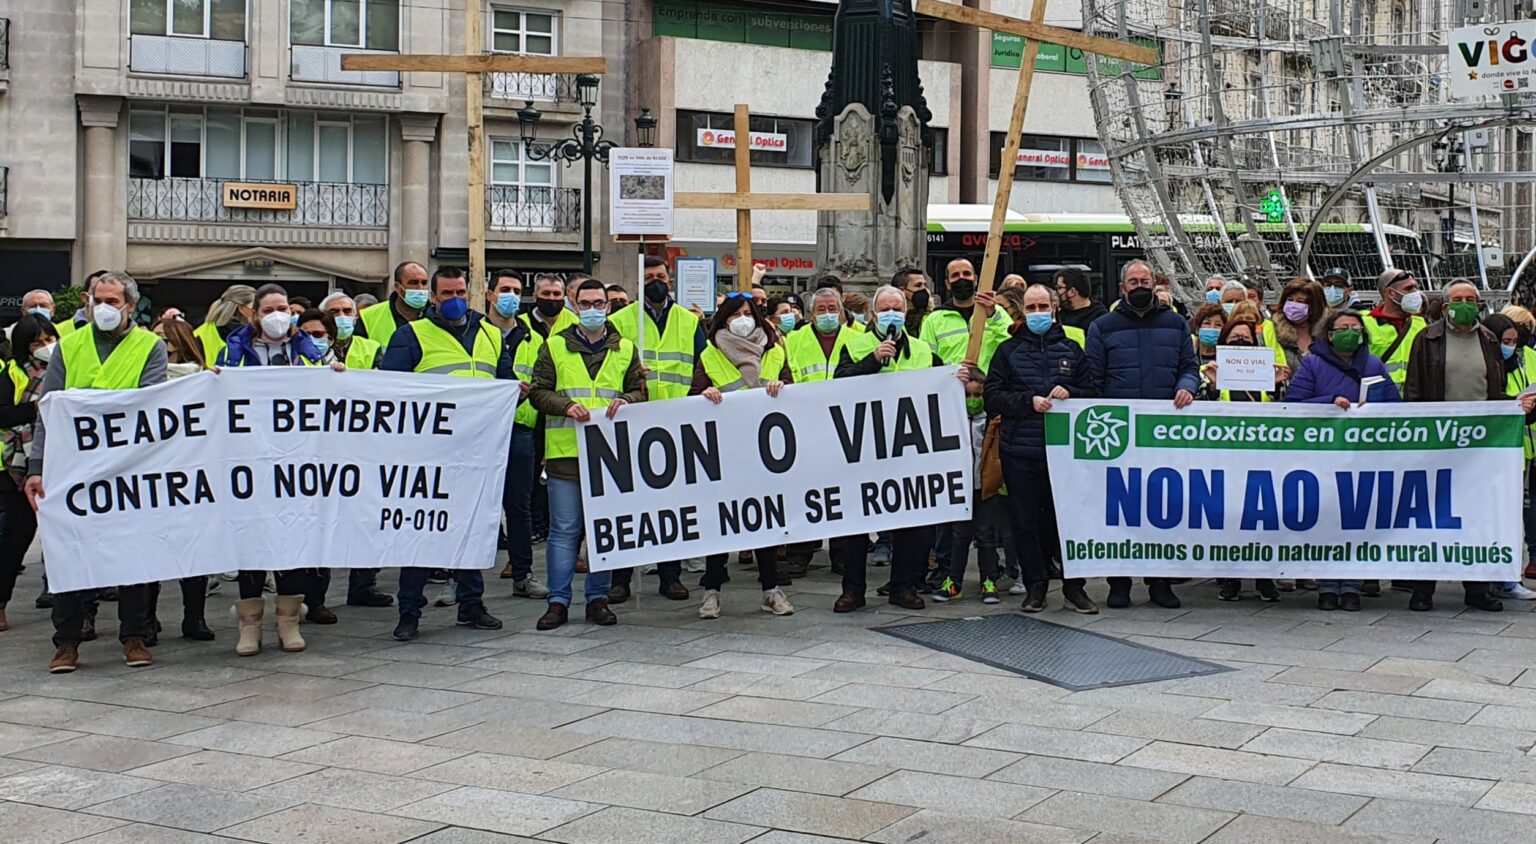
[1285,310,1400,610]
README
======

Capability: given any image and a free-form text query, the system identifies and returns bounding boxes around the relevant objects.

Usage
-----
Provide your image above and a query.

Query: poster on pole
[577,368,973,570]
[609,148,675,237]
[674,257,718,315]
[1448,22,1536,99]
[1045,399,1524,581]
[1215,345,1275,392]
[36,369,519,592]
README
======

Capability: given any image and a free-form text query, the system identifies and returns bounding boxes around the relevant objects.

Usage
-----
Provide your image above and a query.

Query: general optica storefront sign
[696,129,789,153]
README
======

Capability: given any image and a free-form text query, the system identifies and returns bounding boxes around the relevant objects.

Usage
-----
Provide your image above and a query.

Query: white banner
[37,369,519,592]
[1046,400,1524,581]
[1449,22,1536,99]
[578,368,973,570]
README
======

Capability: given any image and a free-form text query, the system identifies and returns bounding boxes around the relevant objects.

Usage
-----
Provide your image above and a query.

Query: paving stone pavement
[4,549,1536,843]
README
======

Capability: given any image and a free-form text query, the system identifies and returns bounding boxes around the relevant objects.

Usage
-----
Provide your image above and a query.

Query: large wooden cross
[914,0,1157,363]
[342,0,605,302]
[674,104,869,291]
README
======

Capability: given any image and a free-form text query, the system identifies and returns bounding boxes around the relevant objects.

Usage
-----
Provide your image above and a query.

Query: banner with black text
[37,368,519,592]
[578,367,973,570]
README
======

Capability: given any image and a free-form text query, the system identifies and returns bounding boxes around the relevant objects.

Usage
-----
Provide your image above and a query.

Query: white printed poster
[609,147,675,237]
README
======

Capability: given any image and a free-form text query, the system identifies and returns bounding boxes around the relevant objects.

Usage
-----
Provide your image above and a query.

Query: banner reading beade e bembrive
[1046,400,1525,581]
[578,367,973,571]
[37,368,519,593]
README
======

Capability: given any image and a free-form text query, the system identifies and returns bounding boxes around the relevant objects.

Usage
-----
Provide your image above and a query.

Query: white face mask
[33,343,56,363]
[727,315,756,337]
[260,310,291,340]
[1399,290,1424,315]
[92,302,123,332]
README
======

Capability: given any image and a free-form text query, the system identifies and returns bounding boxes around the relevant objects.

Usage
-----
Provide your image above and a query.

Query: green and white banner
[1044,400,1526,581]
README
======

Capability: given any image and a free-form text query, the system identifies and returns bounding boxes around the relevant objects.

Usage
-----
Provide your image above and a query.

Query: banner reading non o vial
[1045,400,1524,581]
[38,368,519,592]
[578,368,973,570]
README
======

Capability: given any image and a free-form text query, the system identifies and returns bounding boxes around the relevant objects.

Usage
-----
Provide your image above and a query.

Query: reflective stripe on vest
[609,302,698,401]
[784,324,853,383]
[544,334,635,458]
[61,326,158,390]
[343,336,381,370]
[408,319,503,379]
[843,331,936,371]
[700,343,786,392]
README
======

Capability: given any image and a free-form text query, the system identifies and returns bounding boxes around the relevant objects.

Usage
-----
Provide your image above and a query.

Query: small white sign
[1215,345,1275,392]
[609,148,674,238]
[696,128,789,153]
[1448,22,1536,99]
[674,257,718,315]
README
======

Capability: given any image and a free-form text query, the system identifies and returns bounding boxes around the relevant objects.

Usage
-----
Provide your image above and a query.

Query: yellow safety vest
[1362,314,1425,387]
[918,309,1011,366]
[609,301,699,401]
[847,319,867,334]
[408,319,502,379]
[1509,347,1536,460]
[342,336,382,370]
[361,299,419,351]
[843,331,936,372]
[1259,319,1289,369]
[6,361,27,404]
[543,334,635,459]
[700,343,786,392]
[61,326,159,390]
[783,325,854,383]
[193,322,225,367]
[1219,390,1273,402]
[511,327,543,429]
[55,318,80,339]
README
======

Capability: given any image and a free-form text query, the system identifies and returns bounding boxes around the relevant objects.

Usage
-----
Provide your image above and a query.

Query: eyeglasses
[304,330,328,340]
[724,291,754,301]
[1390,272,1413,284]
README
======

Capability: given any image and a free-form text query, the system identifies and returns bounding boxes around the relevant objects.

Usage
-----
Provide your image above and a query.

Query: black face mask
[911,289,931,312]
[949,280,976,301]
[1226,339,1255,347]
[535,299,564,318]
[1125,287,1155,311]
[644,280,670,304]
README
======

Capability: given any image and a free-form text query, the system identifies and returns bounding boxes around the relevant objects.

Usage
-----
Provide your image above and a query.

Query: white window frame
[130,106,393,184]
[489,138,555,189]
[315,119,355,183]
[489,8,559,55]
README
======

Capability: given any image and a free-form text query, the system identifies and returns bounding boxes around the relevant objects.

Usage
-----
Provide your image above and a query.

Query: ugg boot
[235,597,264,656]
[274,595,306,652]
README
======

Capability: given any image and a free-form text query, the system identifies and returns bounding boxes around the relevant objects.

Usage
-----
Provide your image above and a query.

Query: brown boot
[585,599,617,626]
[49,644,79,673]
[833,594,866,613]
[0,603,8,632]
[274,595,306,652]
[536,602,568,631]
[122,637,153,668]
[305,605,338,625]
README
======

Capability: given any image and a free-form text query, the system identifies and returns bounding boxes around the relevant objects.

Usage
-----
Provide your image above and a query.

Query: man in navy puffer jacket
[1084,260,1200,610]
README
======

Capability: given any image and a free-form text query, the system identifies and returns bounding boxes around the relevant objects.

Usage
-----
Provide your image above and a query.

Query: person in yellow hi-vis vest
[53,270,108,340]
[319,292,382,372]
[26,272,167,675]
[829,285,968,614]
[359,261,430,350]
[1363,268,1428,388]
[528,278,648,631]
[194,284,256,368]
[691,292,798,620]
[483,270,549,601]
[606,257,704,603]
[380,266,511,642]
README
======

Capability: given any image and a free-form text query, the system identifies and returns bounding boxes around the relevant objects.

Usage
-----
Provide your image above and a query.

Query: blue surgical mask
[876,310,905,335]
[1221,303,1236,316]
[1503,343,1518,361]
[496,293,521,318]
[1324,286,1345,307]
[402,289,430,310]
[778,314,797,334]
[289,314,299,328]
[334,315,356,340]
[815,313,841,334]
[1199,327,1221,347]
[1025,313,1053,335]
[27,307,51,319]
[439,296,468,321]
[1205,290,1220,304]
[579,307,608,331]
[312,337,331,357]
[853,313,868,325]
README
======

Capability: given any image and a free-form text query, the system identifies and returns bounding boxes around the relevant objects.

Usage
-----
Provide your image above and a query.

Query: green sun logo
[1074,406,1131,460]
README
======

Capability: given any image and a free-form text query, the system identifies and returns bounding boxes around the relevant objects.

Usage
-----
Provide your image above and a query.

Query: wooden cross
[342,0,605,302]
[674,104,869,291]
[914,0,1157,363]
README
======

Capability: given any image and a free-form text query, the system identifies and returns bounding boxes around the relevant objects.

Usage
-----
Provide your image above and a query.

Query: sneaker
[1008,581,1028,595]
[699,589,722,620]
[871,545,892,567]
[1021,583,1046,613]
[761,588,794,616]
[931,578,961,602]
[1275,579,1296,592]
[1062,585,1099,615]
[1257,580,1280,602]
[122,637,153,668]
[49,644,79,673]
[1148,581,1181,609]
[981,580,1000,604]
[432,583,458,607]
[1218,581,1240,601]
[1495,584,1536,601]
[684,558,706,574]
[456,608,504,629]
[392,618,419,641]
[996,575,1016,593]
[426,570,450,584]
[513,576,551,599]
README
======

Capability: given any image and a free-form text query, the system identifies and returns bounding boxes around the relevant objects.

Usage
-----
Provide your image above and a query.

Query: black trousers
[612,561,682,588]
[0,475,35,605]
[1401,580,1491,600]
[54,584,152,646]
[831,527,931,598]
[702,547,779,592]
[237,569,320,599]
[307,569,332,608]
[1001,458,1085,589]
[147,577,209,624]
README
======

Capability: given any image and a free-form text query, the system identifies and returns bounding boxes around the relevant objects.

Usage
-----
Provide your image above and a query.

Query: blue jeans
[547,476,611,606]
[504,427,536,581]
[397,568,484,621]
[1317,580,1362,595]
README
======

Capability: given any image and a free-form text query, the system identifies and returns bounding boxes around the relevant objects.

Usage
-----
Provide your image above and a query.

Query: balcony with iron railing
[484,70,581,106]
[0,18,10,95]
[0,166,9,219]
[127,177,388,227]
[129,33,247,79]
[290,44,399,87]
[486,185,580,236]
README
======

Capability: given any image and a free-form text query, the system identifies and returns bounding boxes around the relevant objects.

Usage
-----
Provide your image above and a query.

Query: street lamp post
[518,75,659,273]
[1432,136,1465,262]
